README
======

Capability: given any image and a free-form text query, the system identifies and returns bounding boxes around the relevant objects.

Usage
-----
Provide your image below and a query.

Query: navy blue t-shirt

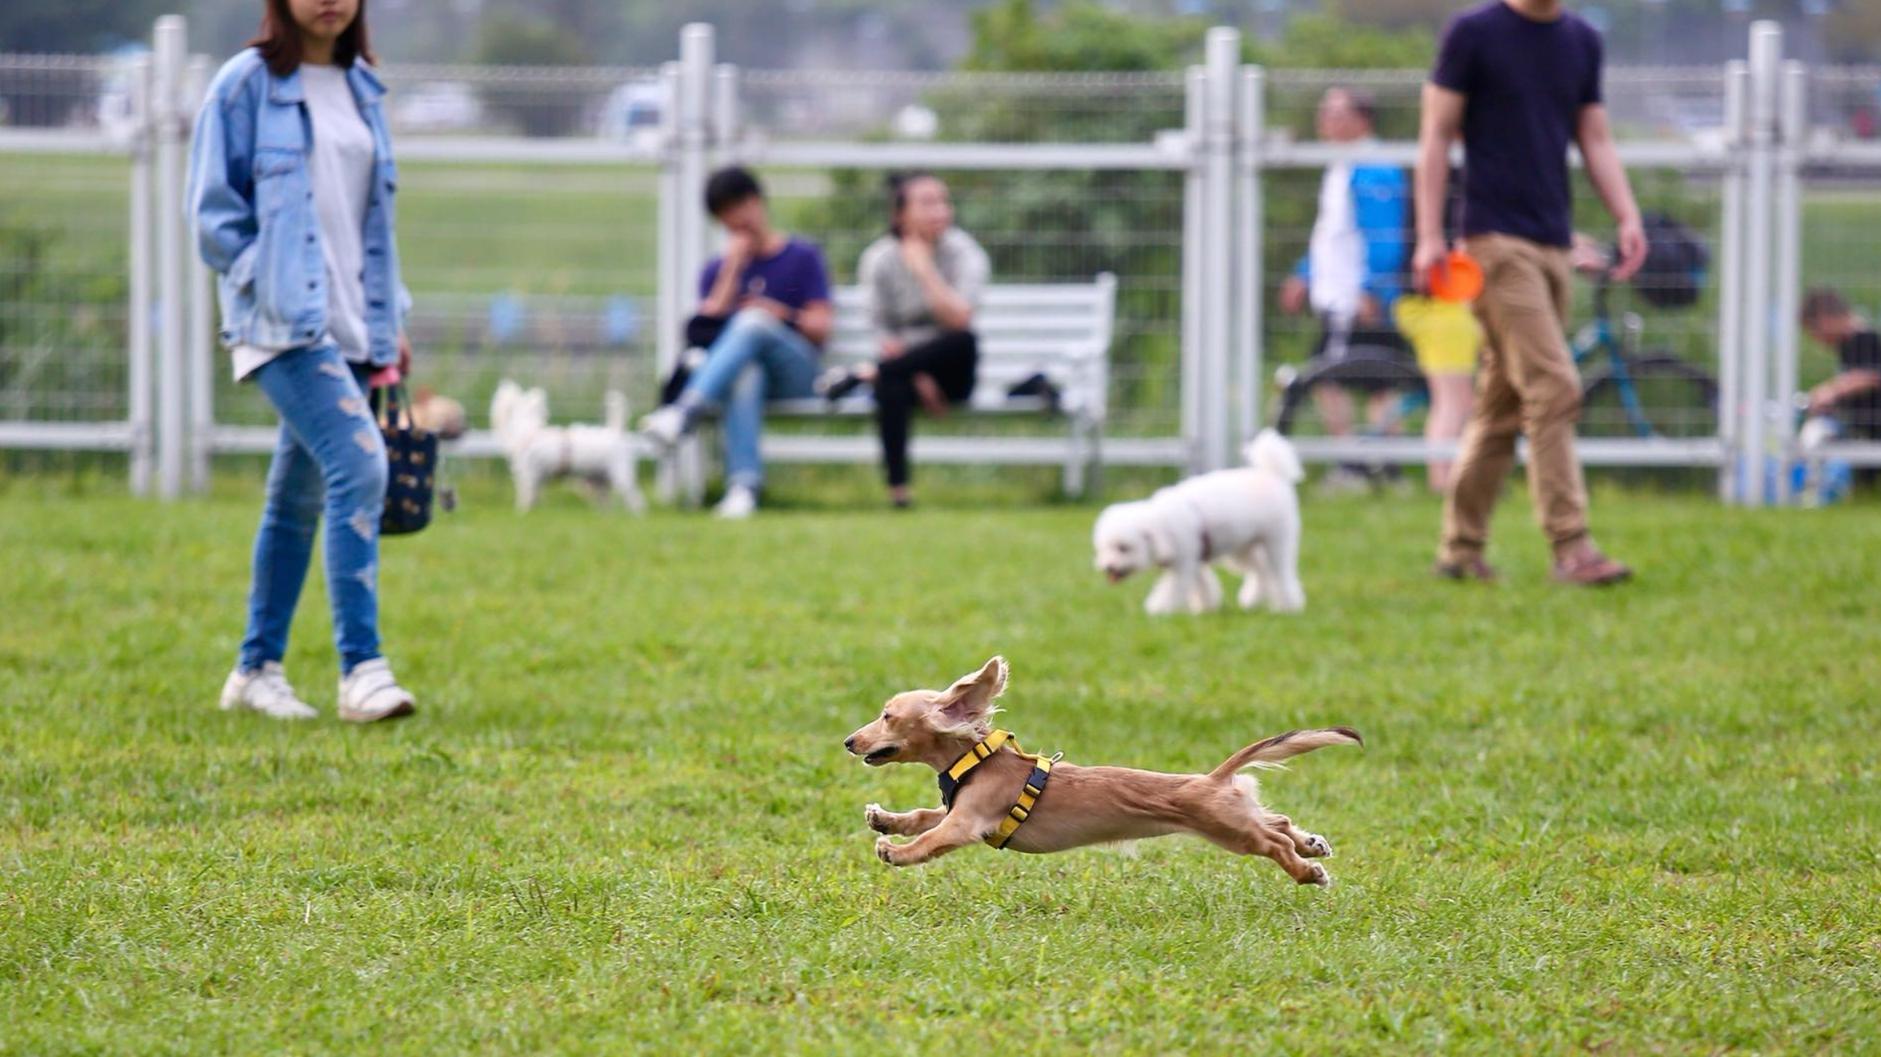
[698,237,832,324]
[1432,2,1604,248]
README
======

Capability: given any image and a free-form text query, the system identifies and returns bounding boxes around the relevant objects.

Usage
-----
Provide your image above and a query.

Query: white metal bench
[669,273,1116,500]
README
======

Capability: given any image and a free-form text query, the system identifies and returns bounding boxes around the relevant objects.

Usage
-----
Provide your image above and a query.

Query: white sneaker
[337,658,417,723]
[639,405,688,449]
[714,483,758,520]
[220,662,318,720]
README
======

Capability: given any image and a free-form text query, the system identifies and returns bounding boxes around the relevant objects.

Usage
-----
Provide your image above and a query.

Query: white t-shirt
[1307,151,1367,320]
[233,63,376,380]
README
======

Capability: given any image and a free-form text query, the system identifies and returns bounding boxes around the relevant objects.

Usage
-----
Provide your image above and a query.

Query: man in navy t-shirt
[1415,0,1645,586]
[642,166,833,518]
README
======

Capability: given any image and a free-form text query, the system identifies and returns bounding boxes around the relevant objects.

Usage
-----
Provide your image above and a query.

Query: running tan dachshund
[844,657,1360,886]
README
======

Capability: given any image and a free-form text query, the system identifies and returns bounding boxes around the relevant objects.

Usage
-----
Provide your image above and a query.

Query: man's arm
[697,235,752,318]
[1575,104,1647,282]
[1411,83,1465,285]
[1809,369,1881,414]
[795,301,834,347]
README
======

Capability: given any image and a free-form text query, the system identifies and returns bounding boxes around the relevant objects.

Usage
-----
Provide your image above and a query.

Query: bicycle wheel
[1274,351,1429,436]
[1579,353,1718,439]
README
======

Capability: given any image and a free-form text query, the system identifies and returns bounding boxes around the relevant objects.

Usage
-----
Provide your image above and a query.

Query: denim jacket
[187,49,408,365]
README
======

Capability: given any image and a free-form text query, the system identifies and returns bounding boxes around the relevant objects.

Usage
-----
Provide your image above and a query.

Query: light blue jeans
[239,344,388,675]
[683,308,820,488]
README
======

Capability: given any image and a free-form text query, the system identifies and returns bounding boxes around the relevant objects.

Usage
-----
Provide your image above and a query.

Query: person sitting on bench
[819,172,990,508]
[641,166,833,519]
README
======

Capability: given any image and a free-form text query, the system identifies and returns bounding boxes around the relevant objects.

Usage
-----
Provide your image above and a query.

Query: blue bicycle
[1274,276,1719,441]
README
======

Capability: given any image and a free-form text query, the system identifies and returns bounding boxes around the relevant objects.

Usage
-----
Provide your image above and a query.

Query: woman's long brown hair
[248,0,375,76]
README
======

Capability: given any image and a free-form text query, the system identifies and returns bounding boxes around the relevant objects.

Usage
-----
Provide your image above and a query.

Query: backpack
[1633,212,1710,310]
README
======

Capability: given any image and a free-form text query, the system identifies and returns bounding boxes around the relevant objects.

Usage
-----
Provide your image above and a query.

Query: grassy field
[3,477,1878,1054]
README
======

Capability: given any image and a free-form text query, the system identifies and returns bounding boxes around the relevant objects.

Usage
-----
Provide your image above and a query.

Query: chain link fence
[0,55,134,440]
[3,19,1878,501]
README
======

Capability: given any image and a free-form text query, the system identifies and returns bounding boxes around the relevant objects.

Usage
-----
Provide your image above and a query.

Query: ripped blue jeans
[239,344,387,675]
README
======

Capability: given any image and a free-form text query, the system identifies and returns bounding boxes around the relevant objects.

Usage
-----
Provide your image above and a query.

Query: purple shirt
[1432,2,1603,248]
[698,237,832,333]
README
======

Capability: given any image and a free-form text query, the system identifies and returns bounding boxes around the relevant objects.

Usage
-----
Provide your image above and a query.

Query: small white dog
[1092,429,1305,615]
[490,379,646,514]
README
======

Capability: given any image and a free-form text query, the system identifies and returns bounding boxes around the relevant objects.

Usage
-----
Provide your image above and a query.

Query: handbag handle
[374,381,414,431]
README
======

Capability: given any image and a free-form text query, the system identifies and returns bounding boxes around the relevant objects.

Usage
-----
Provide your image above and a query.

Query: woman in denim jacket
[188,0,415,722]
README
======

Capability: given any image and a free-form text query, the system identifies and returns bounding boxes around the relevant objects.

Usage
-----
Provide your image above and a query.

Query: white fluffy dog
[490,379,646,514]
[1092,429,1305,615]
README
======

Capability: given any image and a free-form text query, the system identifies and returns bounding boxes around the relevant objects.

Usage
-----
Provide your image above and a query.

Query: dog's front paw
[1300,832,1333,858]
[874,835,900,866]
[1300,862,1331,887]
[865,803,890,834]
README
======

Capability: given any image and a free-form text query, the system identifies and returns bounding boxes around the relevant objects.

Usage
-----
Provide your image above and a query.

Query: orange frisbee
[1428,249,1484,303]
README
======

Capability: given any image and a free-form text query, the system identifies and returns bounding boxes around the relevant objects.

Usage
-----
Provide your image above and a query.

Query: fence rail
[3,18,1877,502]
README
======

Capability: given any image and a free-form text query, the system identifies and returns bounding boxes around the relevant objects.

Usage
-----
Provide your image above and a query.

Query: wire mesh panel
[0,55,134,443]
[378,62,663,145]
[1797,66,1881,468]
[740,69,1186,144]
[210,64,666,440]
[212,162,664,435]
[731,70,1189,447]
[1260,66,1728,474]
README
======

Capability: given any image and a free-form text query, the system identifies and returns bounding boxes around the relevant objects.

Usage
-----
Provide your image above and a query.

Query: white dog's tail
[1208,727,1361,780]
[604,390,629,433]
[1243,428,1304,483]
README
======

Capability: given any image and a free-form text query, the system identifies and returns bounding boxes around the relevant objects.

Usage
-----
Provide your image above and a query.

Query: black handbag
[660,314,730,404]
[373,382,438,536]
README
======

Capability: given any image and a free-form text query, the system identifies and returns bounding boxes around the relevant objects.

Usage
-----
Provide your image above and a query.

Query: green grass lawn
[3,478,1878,1054]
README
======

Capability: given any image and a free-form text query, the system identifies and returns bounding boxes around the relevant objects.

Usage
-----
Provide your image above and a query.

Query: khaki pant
[1439,233,1589,563]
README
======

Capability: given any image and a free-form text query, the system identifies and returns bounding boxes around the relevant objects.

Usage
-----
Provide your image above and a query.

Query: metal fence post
[1235,64,1265,446]
[653,60,682,504]
[675,25,715,506]
[1715,60,1747,502]
[152,16,188,501]
[1769,59,1807,505]
[1200,28,1239,472]
[128,54,156,496]
[185,53,214,493]
[1180,66,1205,474]
[712,62,740,164]
[1737,21,1781,506]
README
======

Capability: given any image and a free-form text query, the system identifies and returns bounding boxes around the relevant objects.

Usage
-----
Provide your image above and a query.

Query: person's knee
[1525,377,1582,427]
[329,428,387,505]
[726,306,784,338]
[266,481,325,530]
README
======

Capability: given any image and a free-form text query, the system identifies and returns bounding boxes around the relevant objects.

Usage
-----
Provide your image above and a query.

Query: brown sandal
[1551,551,1632,586]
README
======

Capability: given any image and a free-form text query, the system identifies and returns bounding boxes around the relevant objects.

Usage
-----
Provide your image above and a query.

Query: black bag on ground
[1632,212,1710,309]
[373,382,437,536]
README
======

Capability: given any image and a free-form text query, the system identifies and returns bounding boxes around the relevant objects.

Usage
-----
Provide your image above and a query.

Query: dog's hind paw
[865,803,889,833]
[1300,832,1333,858]
[1300,862,1331,887]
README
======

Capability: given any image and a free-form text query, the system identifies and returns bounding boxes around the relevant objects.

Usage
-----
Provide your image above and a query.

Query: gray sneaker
[220,662,318,720]
[337,658,417,723]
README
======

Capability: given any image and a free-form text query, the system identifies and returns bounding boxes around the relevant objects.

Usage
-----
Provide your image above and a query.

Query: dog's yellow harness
[936,729,1059,850]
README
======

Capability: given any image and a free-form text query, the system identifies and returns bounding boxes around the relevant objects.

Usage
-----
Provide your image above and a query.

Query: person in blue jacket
[188,0,416,723]
[1277,86,1414,490]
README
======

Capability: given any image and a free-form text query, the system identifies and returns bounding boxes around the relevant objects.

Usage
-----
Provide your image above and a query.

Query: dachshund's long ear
[930,656,1009,732]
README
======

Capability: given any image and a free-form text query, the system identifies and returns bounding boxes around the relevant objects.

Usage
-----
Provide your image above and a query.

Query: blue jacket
[1292,163,1411,311]
[187,49,408,365]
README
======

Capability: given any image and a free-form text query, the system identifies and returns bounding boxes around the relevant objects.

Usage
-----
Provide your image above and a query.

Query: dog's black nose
[844,736,858,753]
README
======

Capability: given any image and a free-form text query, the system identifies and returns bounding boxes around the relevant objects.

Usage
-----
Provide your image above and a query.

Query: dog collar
[935,728,1059,851]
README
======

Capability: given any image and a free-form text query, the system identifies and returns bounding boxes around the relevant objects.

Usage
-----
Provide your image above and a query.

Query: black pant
[875,330,978,488]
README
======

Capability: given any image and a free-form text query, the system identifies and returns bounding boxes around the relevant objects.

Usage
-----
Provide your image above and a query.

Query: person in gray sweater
[819,173,990,507]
